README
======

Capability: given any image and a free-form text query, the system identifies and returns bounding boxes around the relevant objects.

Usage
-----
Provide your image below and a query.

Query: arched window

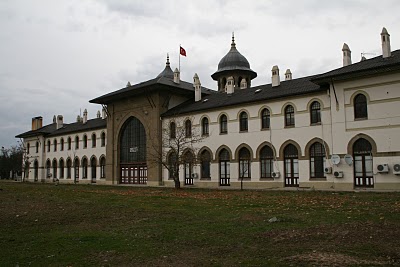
[59,159,64,179]
[82,158,88,178]
[67,137,71,150]
[101,132,106,147]
[66,158,72,179]
[354,94,368,119]
[27,143,30,154]
[46,159,51,178]
[47,140,51,152]
[92,133,96,148]
[261,109,270,129]
[36,141,39,153]
[285,105,295,127]
[75,136,79,149]
[219,149,230,186]
[310,142,326,178]
[200,150,211,179]
[168,152,177,180]
[52,159,57,179]
[220,114,228,134]
[53,139,57,152]
[353,138,373,187]
[239,147,251,178]
[34,160,39,181]
[74,158,79,181]
[91,157,97,182]
[185,120,192,138]
[239,112,248,132]
[260,146,274,178]
[284,144,299,187]
[184,151,194,185]
[60,138,64,151]
[170,122,176,139]
[100,157,106,179]
[310,101,321,124]
[83,135,88,149]
[202,117,209,136]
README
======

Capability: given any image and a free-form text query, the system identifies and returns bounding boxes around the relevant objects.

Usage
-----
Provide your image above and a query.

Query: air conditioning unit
[272,172,280,178]
[334,171,343,178]
[377,164,389,173]
[393,164,400,175]
[191,173,199,179]
[324,167,332,174]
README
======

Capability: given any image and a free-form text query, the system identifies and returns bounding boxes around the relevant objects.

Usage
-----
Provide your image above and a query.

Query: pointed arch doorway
[353,138,374,188]
[119,117,148,184]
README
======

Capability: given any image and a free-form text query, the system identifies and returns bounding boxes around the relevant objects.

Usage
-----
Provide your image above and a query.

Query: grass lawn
[0,182,399,266]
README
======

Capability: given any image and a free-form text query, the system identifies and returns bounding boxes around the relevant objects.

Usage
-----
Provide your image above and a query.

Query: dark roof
[156,59,174,79]
[90,76,214,104]
[312,49,400,82]
[16,118,106,139]
[211,38,257,80]
[162,75,325,117]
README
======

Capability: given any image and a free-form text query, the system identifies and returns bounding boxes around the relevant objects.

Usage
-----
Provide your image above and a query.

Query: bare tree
[149,117,204,189]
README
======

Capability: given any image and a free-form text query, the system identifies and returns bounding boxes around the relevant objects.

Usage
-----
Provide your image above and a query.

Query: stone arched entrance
[119,117,147,184]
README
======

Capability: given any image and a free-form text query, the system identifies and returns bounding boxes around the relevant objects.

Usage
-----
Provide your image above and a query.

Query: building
[18,28,400,190]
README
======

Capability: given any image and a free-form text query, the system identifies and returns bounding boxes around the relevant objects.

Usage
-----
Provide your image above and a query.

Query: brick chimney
[31,116,43,131]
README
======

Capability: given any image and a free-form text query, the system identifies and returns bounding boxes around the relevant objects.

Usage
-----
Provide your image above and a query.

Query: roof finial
[231,32,236,47]
[166,53,170,66]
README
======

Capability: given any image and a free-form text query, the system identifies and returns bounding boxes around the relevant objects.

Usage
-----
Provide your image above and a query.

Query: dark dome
[212,36,257,80]
[157,55,174,79]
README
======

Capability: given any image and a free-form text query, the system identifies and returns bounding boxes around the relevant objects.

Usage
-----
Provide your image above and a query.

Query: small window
[261,109,270,129]
[36,141,39,153]
[354,94,368,119]
[100,157,106,178]
[101,132,106,147]
[27,143,30,154]
[59,159,64,179]
[200,150,211,179]
[66,158,72,179]
[310,101,321,124]
[60,138,64,151]
[168,152,177,179]
[202,117,209,136]
[170,122,176,139]
[53,139,57,152]
[47,140,51,152]
[52,159,57,179]
[239,112,248,132]
[75,136,79,149]
[82,158,88,178]
[285,105,295,127]
[68,137,72,150]
[185,120,192,138]
[83,135,87,149]
[239,147,251,178]
[220,115,228,134]
[92,134,96,147]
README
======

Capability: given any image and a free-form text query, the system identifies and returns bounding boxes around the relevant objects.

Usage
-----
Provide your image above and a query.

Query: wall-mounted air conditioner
[377,164,389,173]
[272,172,280,178]
[334,171,343,178]
[324,167,332,174]
[393,164,400,175]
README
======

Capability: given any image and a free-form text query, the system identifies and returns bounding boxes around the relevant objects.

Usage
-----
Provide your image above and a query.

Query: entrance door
[353,138,374,188]
[120,164,148,184]
[219,149,230,186]
[284,144,299,187]
[184,162,193,185]
[119,117,147,184]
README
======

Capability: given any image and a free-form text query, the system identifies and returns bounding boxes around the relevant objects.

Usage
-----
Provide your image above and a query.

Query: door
[120,164,148,184]
[353,138,374,188]
[284,144,299,187]
[219,149,230,186]
[184,162,193,185]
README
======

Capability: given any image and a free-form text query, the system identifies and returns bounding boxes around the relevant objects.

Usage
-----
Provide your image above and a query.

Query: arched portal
[353,138,373,188]
[119,117,147,184]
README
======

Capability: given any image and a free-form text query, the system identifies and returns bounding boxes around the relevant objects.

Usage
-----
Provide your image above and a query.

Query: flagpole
[179,44,181,72]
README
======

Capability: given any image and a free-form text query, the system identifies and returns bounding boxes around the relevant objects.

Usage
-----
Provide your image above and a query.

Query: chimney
[174,68,180,84]
[76,115,81,122]
[193,73,201,102]
[56,115,63,129]
[53,115,56,123]
[271,65,280,87]
[126,81,131,87]
[31,116,43,131]
[97,110,101,118]
[285,69,292,81]
[381,27,391,58]
[226,76,235,94]
[342,43,352,66]
[240,78,247,89]
[83,109,88,124]
[102,107,107,119]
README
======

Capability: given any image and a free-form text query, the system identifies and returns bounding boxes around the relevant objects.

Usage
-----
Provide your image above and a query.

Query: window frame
[261,108,270,129]
[354,94,368,120]
[285,105,295,127]
[239,112,248,132]
[185,120,192,138]
[220,115,228,134]
[202,117,209,136]
[310,101,321,125]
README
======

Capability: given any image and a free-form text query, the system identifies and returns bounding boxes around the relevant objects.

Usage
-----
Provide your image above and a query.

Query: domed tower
[157,54,174,79]
[211,33,257,91]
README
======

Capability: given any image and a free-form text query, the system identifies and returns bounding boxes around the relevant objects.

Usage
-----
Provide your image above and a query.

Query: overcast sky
[1,0,399,147]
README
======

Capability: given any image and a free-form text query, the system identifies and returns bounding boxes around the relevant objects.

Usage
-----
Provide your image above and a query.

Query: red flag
[180,46,186,57]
